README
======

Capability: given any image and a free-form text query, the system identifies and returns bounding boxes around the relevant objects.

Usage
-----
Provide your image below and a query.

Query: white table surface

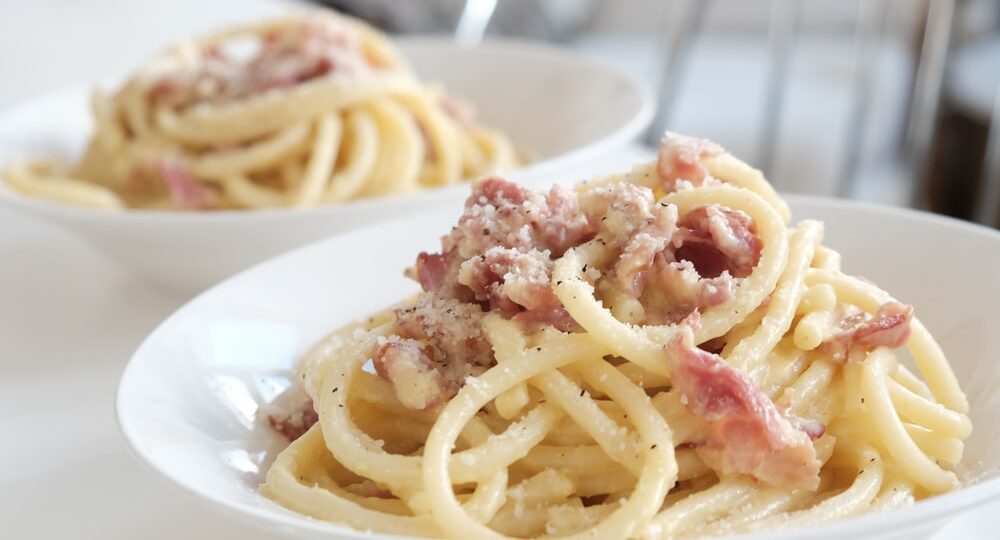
[0,1,996,538]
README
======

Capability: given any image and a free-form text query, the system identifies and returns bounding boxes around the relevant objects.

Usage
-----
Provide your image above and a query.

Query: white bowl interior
[0,39,651,296]
[117,197,1000,540]
[399,38,651,165]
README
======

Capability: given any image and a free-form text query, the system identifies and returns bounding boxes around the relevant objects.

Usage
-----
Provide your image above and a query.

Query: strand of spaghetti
[726,220,822,373]
[703,151,791,223]
[318,352,564,487]
[359,98,424,196]
[663,185,789,341]
[755,339,809,398]
[311,327,574,488]
[3,160,123,209]
[223,172,287,208]
[616,362,671,389]
[493,382,530,419]
[121,80,156,139]
[775,357,838,413]
[888,379,972,439]
[186,122,310,179]
[525,369,644,476]
[483,319,642,474]
[153,73,416,145]
[457,129,487,177]
[747,441,885,532]
[806,269,968,414]
[292,114,342,206]
[350,371,440,422]
[326,107,379,202]
[694,488,802,537]
[553,185,788,375]
[861,348,959,492]
[471,127,518,174]
[904,423,964,465]
[484,318,647,476]
[393,89,462,187]
[90,89,125,152]
[518,445,625,475]
[868,481,915,512]
[572,355,680,478]
[262,426,441,536]
[421,335,676,539]
[643,477,758,539]
[893,364,934,399]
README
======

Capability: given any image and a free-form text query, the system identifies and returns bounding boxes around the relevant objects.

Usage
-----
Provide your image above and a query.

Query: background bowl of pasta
[0,17,652,295]
[116,188,1000,540]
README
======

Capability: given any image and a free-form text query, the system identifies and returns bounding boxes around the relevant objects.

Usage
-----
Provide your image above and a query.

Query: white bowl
[116,196,1000,540]
[0,38,652,296]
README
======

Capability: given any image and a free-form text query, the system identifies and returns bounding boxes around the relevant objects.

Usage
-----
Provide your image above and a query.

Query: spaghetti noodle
[3,11,519,210]
[261,132,970,538]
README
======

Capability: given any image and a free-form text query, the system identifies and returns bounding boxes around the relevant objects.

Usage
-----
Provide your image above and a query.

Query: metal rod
[454,0,498,46]
[973,82,1000,226]
[838,0,888,198]
[757,0,801,179]
[644,0,711,145]
[906,0,956,207]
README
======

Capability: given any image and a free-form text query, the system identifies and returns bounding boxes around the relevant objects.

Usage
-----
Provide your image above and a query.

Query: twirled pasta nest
[260,133,970,539]
[4,11,520,210]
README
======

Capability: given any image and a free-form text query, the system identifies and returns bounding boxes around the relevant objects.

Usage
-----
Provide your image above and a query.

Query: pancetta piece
[819,301,914,363]
[666,332,822,490]
[656,132,724,193]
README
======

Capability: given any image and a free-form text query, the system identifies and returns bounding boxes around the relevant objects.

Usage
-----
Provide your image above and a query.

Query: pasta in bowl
[0,12,651,293]
[3,11,520,210]
[117,134,1000,539]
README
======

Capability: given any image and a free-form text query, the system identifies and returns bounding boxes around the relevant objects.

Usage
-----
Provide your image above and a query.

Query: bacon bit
[439,94,477,126]
[615,205,679,297]
[372,294,492,410]
[819,301,914,363]
[372,340,452,410]
[675,205,761,279]
[648,256,736,322]
[656,132,724,193]
[456,247,574,325]
[157,160,219,209]
[788,414,827,441]
[149,17,372,108]
[512,306,581,333]
[411,177,594,317]
[413,252,450,293]
[667,331,821,490]
[541,186,593,257]
[261,387,319,442]
[267,407,318,441]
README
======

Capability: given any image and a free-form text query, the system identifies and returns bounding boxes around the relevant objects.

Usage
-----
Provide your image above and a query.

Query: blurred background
[1,0,998,226]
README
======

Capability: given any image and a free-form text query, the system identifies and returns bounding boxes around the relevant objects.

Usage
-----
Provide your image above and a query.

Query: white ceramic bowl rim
[0,37,653,224]
[116,194,1000,540]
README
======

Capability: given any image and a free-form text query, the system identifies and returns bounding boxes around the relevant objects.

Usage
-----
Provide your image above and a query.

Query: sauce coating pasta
[261,133,970,539]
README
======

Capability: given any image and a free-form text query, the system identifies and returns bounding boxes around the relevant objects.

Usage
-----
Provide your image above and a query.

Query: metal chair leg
[838,0,888,198]
[757,0,802,179]
[644,0,711,145]
[454,0,499,46]
[906,0,956,207]
[973,83,1000,226]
